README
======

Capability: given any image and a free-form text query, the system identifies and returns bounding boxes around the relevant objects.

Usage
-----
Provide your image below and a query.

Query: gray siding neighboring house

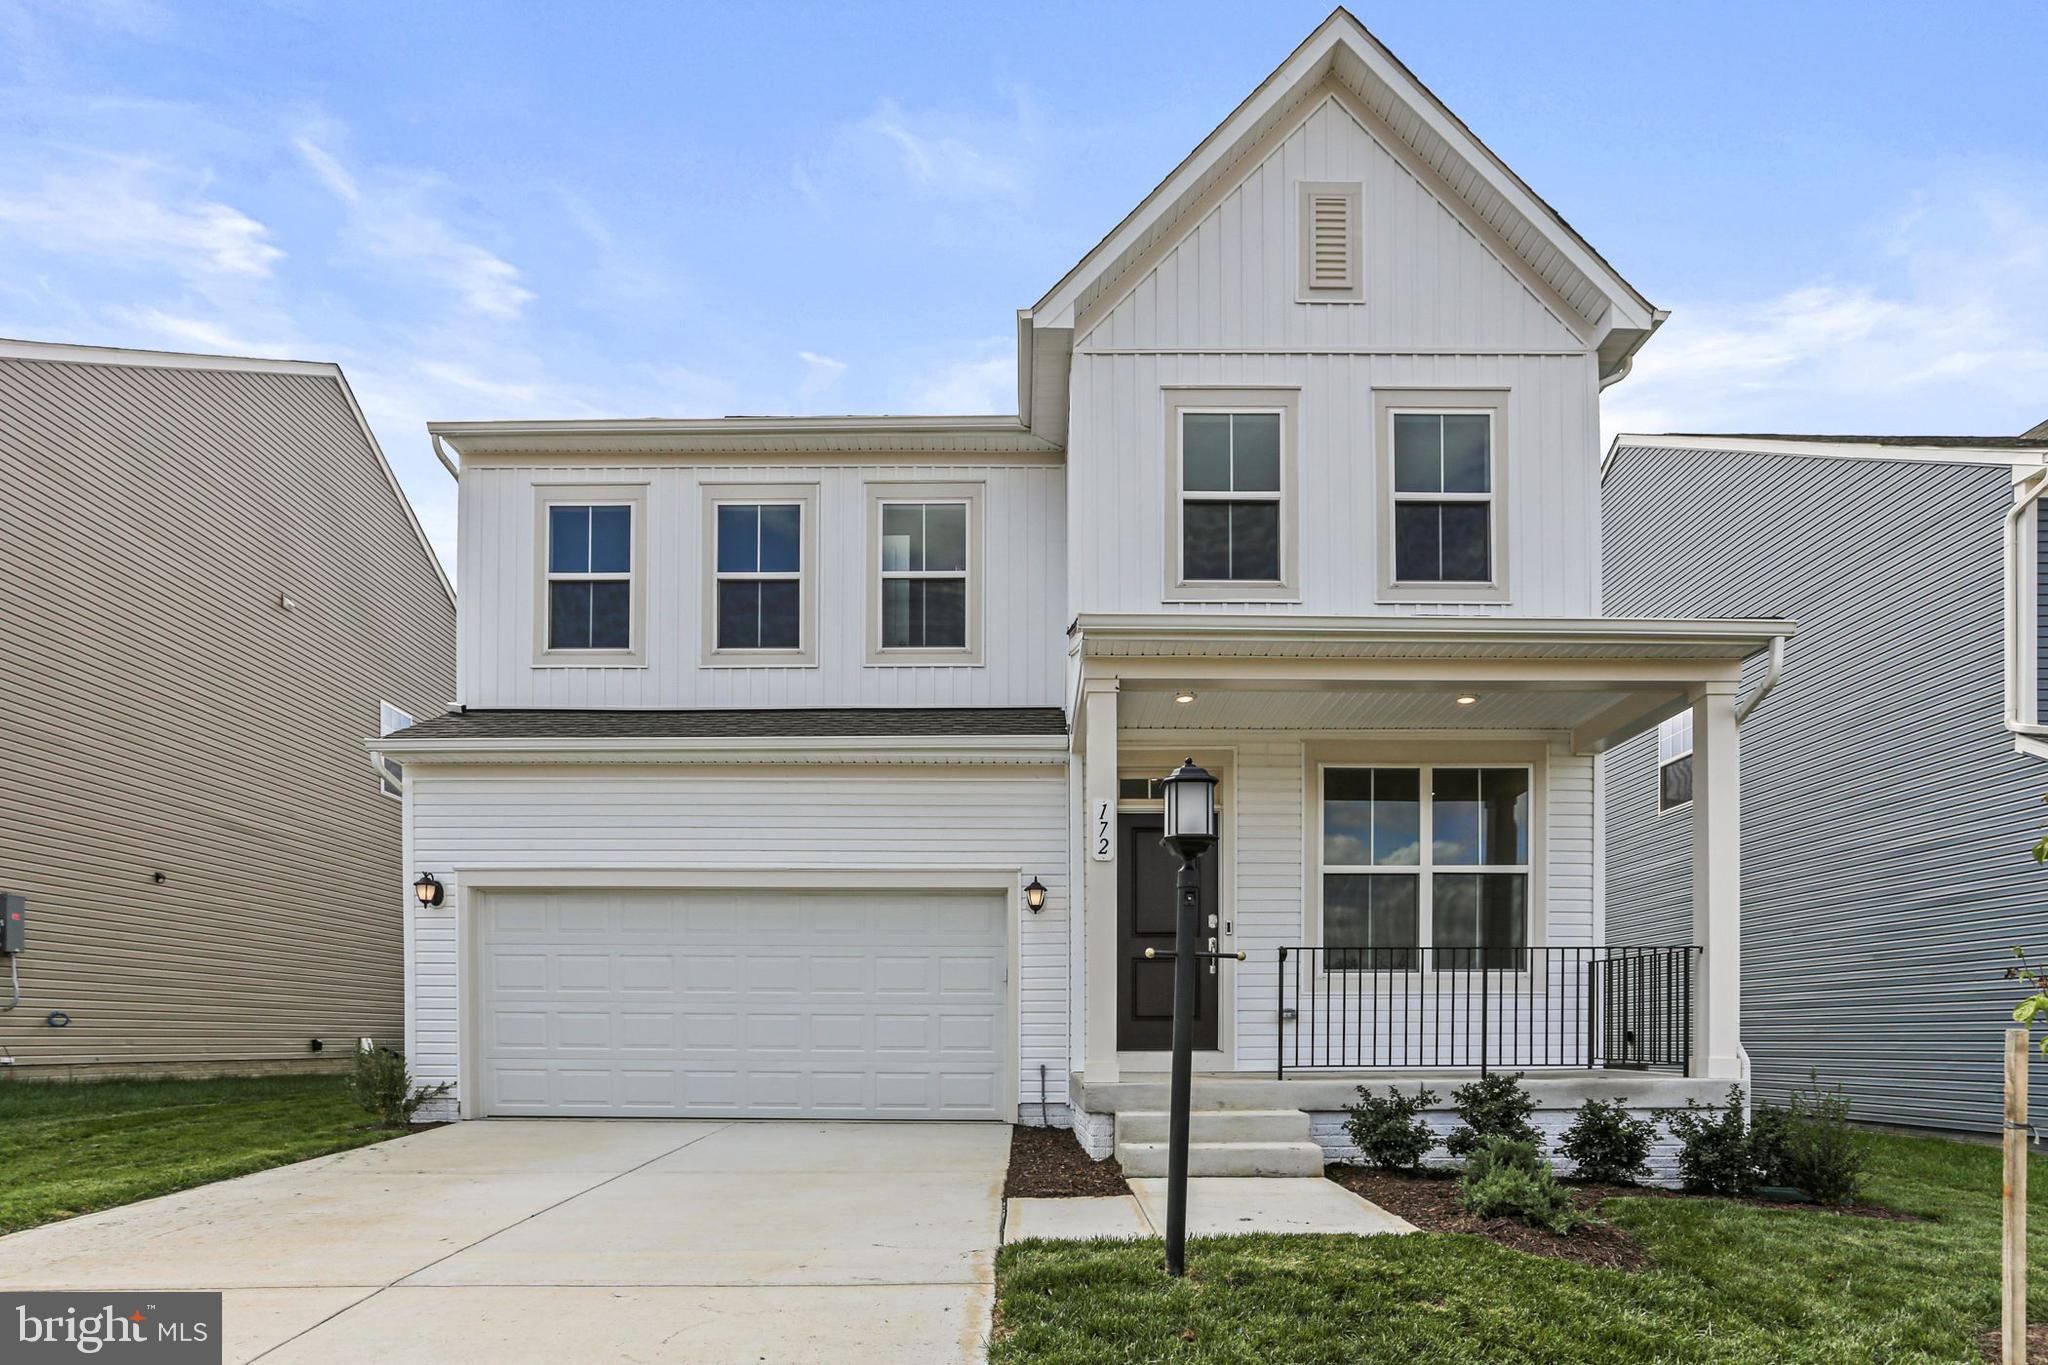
[1603,436,2048,1134]
[0,339,456,1077]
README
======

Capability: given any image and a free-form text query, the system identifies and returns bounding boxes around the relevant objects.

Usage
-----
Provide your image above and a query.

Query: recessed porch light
[1174,690,1197,705]
[1455,693,1479,706]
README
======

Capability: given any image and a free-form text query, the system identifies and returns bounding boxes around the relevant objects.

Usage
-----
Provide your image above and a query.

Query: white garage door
[478,888,1007,1119]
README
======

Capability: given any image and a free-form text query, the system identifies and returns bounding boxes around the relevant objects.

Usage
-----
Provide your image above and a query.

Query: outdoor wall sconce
[1023,877,1048,913]
[413,872,445,908]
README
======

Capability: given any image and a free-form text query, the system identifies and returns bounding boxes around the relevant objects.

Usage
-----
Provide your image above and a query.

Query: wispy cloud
[292,129,534,319]
[908,336,1014,413]
[796,349,847,400]
[0,153,281,278]
[1606,180,2048,441]
[797,86,1042,208]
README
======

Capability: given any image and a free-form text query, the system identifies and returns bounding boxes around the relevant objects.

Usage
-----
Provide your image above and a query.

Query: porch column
[1080,677,1120,1083]
[1690,682,1742,1081]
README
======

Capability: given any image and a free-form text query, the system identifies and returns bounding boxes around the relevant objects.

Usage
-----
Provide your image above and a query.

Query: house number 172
[1091,800,1113,861]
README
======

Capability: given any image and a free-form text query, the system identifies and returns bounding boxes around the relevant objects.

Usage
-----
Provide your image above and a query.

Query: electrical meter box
[1,893,24,953]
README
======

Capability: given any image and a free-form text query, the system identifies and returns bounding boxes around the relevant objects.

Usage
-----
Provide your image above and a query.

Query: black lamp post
[1158,757,1219,1278]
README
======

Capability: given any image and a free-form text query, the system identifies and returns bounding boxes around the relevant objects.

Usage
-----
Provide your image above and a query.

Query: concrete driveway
[0,1119,1009,1363]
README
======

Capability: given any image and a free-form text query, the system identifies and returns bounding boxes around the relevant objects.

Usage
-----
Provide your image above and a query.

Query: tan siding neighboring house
[0,341,456,1075]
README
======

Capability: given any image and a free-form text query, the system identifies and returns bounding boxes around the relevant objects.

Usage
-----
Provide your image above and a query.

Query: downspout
[2004,468,2048,734]
[1733,635,1785,726]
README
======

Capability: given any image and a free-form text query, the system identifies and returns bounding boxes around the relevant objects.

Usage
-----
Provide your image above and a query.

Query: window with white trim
[1180,410,1282,583]
[1392,412,1494,583]
[546,502,634,651]
[1320,765,1531,970]
[879,501,968,650]
[714,501,803,651]
[1658,713,1694,811]
[376,703,413,799]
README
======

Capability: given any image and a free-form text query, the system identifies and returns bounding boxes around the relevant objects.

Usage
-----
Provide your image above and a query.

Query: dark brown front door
[1117,812,1220,1052]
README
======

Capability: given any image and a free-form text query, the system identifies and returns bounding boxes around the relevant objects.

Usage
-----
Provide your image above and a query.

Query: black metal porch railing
[1275,945,1698,1077]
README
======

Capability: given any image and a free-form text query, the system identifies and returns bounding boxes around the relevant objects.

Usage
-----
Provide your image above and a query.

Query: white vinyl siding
[405,762,1068,1119]
[460,462,1062,709]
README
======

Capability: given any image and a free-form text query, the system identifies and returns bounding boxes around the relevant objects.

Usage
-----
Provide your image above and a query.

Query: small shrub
[1445,1071,1541,1158]
[1747,1098,1795,1185]
[1343,1085,1440,1171]
[349,1046,452,1128]
[1778,1071,1868,1205]
[1665,1084,1758,1195]
[1557,1097,1657,1184]
[1458,1135,1576,1233]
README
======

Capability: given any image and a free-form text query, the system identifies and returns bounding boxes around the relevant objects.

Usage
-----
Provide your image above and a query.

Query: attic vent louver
[1298,182,1361,301]
[1309,195,1351,289]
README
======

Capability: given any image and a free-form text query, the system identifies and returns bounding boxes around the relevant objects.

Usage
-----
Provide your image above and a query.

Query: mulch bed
[1979,1324,2048,1363]
[1329,1165,1650,1271]
[1006,1124,1129,1198]
[1328,1165,1927,1272]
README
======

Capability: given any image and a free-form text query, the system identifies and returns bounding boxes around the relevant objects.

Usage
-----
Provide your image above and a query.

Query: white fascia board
[364,734,1069,765]
[428,413,1058,460]
[0,335,340,376]
[1070,612,1795,651]
[1604,432,2048,477]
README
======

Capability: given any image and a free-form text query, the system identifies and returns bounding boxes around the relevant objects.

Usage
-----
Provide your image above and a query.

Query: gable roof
[0,336,454,603]
[1026,8,1660,378]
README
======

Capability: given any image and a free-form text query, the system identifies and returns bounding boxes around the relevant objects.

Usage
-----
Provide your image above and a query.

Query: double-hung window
[714,501,804,652]
[1320,765,1532,971]
[1376,390,1509,603]
[1658,712,1694,811]
[1164,390,1297,601]
[545,501,634,652]
[881,501,968,650]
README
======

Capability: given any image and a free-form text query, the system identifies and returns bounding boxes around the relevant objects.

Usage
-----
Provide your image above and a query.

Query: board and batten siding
[1067,351,1599,618]
[405,762,1069,1119]
[1113,734,1595,1073]
[458,460,1065,710]
[0,356,455,1072]
[1603,443,2048,1133]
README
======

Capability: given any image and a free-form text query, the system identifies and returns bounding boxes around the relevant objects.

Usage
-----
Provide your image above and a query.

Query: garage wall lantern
[412,872,445,908]
[1023,876,1048,913]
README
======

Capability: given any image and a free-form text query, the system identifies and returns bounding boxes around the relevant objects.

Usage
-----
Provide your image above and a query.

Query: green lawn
[0,1074,405,1235]
[994,1132,2048,1363]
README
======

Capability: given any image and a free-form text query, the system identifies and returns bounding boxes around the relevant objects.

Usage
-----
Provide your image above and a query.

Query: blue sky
[4,1,2045,566]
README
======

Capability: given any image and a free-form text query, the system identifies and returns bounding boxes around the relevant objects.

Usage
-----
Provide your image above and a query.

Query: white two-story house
[373,10,1790,1168]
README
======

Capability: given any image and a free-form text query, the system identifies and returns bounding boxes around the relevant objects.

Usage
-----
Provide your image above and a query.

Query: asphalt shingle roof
[395,707,1069,742]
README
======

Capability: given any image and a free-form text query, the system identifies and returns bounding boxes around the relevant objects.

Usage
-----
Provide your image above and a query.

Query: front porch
[1066,614,1792,1160]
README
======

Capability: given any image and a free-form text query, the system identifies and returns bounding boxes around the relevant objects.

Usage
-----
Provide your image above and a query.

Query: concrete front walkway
[0,1119,1009,1363]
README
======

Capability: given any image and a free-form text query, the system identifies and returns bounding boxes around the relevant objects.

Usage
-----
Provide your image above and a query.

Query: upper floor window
[1375,390,1510,604]
[1658,712,1694,811]
[702,482,817,665]
[546,502,634,651]
[716,502,802,651]
[865,482,984,665]
[376,702,412,799]
[1320,764,1532,971]
[1164,389,1299,603]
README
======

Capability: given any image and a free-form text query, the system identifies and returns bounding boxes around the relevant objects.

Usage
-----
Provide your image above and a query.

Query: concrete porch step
[1115,1139,1325,1178]
[1114,1108,1311,1145]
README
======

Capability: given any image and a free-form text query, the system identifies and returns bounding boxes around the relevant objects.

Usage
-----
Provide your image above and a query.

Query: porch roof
[1070,614,1793,664]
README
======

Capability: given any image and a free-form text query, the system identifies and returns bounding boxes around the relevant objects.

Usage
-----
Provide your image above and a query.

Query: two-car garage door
[478,888,1007,1119]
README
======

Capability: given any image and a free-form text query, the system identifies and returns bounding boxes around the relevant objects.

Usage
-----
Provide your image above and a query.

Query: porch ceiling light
[412,872,445,908]
[1023,876,1048,913]
[1160,757,1219,858]
[1174,690,1197,705]
[1455,693,1479,706]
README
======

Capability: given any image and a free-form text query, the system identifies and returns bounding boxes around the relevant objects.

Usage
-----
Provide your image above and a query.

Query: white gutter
[363,733,1069,766]
[430,431,459,479]
[1733,635,1785,725]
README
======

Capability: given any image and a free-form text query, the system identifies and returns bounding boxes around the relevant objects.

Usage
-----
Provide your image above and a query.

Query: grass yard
[0,1074,406,1235]
[994,1131,2048,1364]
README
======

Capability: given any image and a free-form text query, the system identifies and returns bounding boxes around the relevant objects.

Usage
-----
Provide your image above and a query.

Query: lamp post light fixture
[1157,757,1226,1278]
[1023,876,1048,913]
[412,872,445,908]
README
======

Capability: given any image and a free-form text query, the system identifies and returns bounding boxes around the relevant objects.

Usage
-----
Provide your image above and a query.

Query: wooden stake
[2006,1027,2028,1365]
